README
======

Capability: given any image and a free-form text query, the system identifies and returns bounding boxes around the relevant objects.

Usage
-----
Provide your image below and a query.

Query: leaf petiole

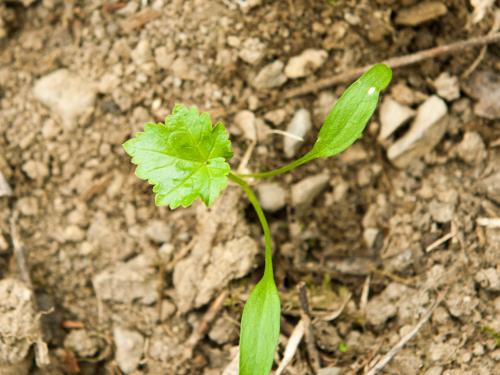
[228,172,274,279]
[234,154,312,180]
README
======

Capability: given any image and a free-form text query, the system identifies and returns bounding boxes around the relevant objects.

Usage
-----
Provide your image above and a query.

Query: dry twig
[315,291,351,322]
[360,275,371,315]
[180,290,229,362]
[477,217,500,228]
[426,230,456,252]
[285,33,500,99]
[275,320,305,375]
[9,212,50,367]
[462,10,500,78]
[297,282,321,373]
[10,214,32,288]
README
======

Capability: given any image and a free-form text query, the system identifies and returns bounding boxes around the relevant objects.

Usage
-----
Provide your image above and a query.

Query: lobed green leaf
[239,275,281,375]
[123,104,233,209]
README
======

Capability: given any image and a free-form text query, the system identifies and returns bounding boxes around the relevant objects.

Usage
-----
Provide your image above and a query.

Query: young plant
[123,64,392,375]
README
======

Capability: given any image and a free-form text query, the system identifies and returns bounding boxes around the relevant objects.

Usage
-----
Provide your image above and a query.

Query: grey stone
[395,1,447,26]
[64,330,100,358]
[475,268,500,291]
[428,200,455,223]
[378,97,415,141]
[434,72,460,101]
[113,327,144,374]
[291,173,330,208]
[154,46,175,69]
[252,61,287,90]
[481,171,500,204]
[145,220,172,243]
[363,228,380,249]
[264,109,286,126]
[455,131,486,165]
[284,49,328,79]
[208,317,238,345]
[22,160,49,180]
[0,171,12,197]
[387,96,448,167]
[425,366,443,375]
[318,368,341,375]
[256,182,287,212]
[33,69,96,129]
[234,110,257,141]
[63,225,86,242]
[284,109,312,158]
[239,38,265,65]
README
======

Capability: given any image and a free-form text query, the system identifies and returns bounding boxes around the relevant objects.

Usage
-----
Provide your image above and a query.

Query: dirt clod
[0,279,43,368]
[33,69,96,130]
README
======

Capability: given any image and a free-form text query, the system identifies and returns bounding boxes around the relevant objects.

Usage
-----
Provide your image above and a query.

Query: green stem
[228,172,274,280]
[235,154,312,179]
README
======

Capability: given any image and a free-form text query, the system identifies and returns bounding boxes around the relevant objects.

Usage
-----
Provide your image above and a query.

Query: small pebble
[387,96,448,167]
[481,171,500,204]
[0,171,12,197]
[395,1,447,26]
[145,220,172,243]
[434,72,460,101]
[264,109,286,126]
[158,243,175,262]
[234,110,257,141]
[208,317,239,345]
[428,200,455,223]
[284,109,312,158]
[455,131,486,165]
[425,366,443,375]
[239,37,265,65]
[252,60,287,90]
[284,49,328,79]
[318,368,341,375]
[391,82,428,106]
[64,330,100,358]
[154,46,175,69]
[363,228,380,249]
[22,160,49,180]
[475,268,500,291]
[33,69,96,129]
[64,225,86,242]
[291,173,329,208]
[378,97,415,141]
[472,342,485,356]
[41,119,60,139]
[256,182,287,212]
[113,327,144,374]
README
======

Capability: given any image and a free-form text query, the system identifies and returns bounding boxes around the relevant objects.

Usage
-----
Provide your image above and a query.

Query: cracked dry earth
[0,0,499,374]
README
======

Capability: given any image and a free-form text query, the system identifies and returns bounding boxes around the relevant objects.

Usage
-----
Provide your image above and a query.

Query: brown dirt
[0,1,499,374]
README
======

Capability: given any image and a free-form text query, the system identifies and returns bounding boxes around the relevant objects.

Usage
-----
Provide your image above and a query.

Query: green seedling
[338,342,348,353]
[123,64,392,375]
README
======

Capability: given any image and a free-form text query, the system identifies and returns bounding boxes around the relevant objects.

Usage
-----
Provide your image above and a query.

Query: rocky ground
[0,0,499,374]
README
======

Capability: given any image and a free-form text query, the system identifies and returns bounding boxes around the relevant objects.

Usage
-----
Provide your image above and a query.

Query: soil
[1,1,499,374]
